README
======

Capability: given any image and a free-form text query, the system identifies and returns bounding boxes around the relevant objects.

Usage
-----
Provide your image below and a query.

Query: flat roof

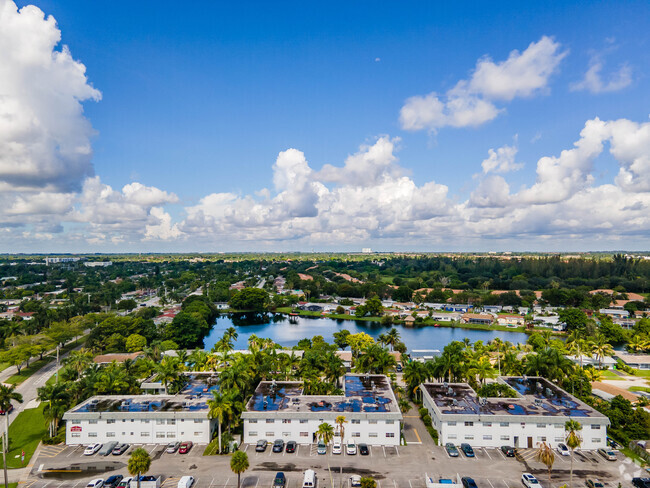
[245,374,399,414]
[422,376,606,419]
[68,390,217,415]
[614,352,650,365]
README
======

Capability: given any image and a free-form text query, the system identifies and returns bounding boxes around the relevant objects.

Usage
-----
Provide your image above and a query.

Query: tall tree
[230,451,249,488]
[565,420,582,488]
[0,383,23,488]
[335,415,347,442]
[127,448,152,488]
[207,391,233,455]
[534,441,555,486]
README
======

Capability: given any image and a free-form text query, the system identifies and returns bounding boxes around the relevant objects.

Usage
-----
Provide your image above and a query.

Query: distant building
[461,313,494,325]
[362,248,373,254]
[614,352,650,370]
[45,257,80,265]
[496,315,525,327]
[84,261,113,267]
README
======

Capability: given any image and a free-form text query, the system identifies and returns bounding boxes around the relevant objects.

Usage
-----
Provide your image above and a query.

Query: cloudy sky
[2,0,650,252]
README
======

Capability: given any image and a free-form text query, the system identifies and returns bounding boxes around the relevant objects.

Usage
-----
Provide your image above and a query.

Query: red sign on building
[70,426,82,432]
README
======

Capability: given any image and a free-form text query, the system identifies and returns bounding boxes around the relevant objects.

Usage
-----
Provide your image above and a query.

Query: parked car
[317,441,327,455]
[87,479,104,488]
[272,439,285,453]
[521,473,542,488]
[556,443,569,456]
[586,480,604,488]
[285,441,297,453]
[598,447,617,461]
[346,441,357,455]
[607,436,620,449]
[98,441,118,456]
[500,445,514,457]
[116,477,133,488]
[104,476,123,488]
[255,440,268,452]
[359,443,369,456]
[445,443,459,457]
[0,404,14,415]
[166,442,181,454]
[273,472,286,488]
[350,476,361,488]
[84,443,103,456]
[460,478,477,488]
[112,443,130,455]
[177,477,195,488]
[460,443,474,457]
[633,478,650,488]
[179,441,193,454]
[396,364,403,372]
[332,441,342,455]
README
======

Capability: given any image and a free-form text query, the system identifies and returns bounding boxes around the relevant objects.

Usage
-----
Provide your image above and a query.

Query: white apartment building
[421,376,609,450]
[63,376,219,445]
[242,374,402,446]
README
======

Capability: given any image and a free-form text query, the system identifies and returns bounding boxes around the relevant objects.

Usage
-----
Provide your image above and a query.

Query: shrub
[422,414,432,427]
[418,407,428,418]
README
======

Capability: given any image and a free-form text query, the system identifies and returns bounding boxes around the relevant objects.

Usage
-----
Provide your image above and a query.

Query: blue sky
[2,0,650,251]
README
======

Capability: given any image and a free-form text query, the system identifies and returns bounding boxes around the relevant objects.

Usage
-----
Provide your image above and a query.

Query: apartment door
[527,437,533,448]
[514,436,519,448]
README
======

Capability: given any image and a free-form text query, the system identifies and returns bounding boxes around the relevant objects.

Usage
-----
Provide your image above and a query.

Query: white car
[522,473,542,488]
[178,476,195,488]
[332,441,342,455]
[350,475,361,488]
[557,443,570,456]
[346,441,357,455]
[87,479,104,488]
[84,443,103,456]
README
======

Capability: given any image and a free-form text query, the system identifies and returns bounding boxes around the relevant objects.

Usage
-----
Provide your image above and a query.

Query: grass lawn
[6,405,48,469]
[631,369,650,378]
[599,370,625,380]
[629,386,650,392]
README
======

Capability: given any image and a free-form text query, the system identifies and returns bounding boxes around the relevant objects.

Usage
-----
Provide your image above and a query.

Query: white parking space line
[392,481,397,488]
[496,448,506,460]
[149,445,158,454]
[484,448,492,460]
[243,444,249,452]
[223,478,229,488]
[382,446,386,458]
[502,481,510,488]
[254,478,259,488]
[486,479,495,488]
[395,446,400,457]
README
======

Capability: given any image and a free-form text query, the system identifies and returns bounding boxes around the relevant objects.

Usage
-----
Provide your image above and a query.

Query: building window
[369,420,378,424]
[300,432,308,437]
[88,432,97,437]
[464,435,474,440]
[249,432,257,437]
[592,438,601,443]
[141,432,150,437]
[554,424,563,429]
[248,420,257,424]
[500,435,509,441]
[537,436,546,442]
[167,432,175,438]
[464,421,473,427]
[447,421,456,426]
[483,435,492,440]
[88,420,98,424]
[351,419,360,424]
[107,419,116,424]
[156,420,165,425]
[156,432,166,438]
[266,419,275,424]
[194,432,202,436]
[107,432,115,437]
[194,420,203,424]
[500,422,509,427]
[352,432,360,438]
[537,424,546,428]
[448,434,457,439]
[386,420,394,424]
[168,419,176,425]
[369,433,378,438]
[266,432,274,437]
[591,425,601,430]
[520,423,526,428]
[282,419,291,424]
[71,433,81,438]
[300,420,308,424]
[386,433,395,438]
[283,432,290,436]
[554,437,564,442]
[482,422,492,427]
[141,420,150,424]
[72,421,81,425]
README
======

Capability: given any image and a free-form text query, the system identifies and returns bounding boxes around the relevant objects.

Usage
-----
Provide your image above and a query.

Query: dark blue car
[460,443,474,457]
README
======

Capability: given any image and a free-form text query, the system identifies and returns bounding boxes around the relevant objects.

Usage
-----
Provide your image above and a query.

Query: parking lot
[20,442,646,488]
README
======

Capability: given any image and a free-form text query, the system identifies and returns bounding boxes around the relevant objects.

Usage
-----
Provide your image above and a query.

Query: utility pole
[56,344,60,383]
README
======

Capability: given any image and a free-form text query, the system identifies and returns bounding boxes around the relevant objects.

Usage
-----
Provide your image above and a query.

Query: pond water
[203,313,529,351]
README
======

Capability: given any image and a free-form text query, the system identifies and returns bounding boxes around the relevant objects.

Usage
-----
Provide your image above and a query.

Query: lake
[203,313,529,351]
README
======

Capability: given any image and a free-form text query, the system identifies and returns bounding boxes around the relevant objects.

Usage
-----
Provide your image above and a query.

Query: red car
[178,441,193,454]
[0,404,14,415]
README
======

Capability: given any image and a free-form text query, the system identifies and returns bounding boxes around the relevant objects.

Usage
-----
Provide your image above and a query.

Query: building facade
[421,376,609,450]
[241,374,402,446]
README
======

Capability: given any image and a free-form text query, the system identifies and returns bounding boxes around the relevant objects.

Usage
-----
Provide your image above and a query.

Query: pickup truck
[129,476,161,488]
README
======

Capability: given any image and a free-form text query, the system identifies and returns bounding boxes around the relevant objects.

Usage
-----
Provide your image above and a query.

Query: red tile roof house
[461,313,494,325]
[496,314,525,327]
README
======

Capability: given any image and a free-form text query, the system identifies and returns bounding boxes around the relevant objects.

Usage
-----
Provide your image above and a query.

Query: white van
[302,470,317,488]
[177,476,195,488]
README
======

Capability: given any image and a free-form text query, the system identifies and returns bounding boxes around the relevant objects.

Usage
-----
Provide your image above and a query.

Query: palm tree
[403,361,427,398]
[534,441,555,486]
[591,334,614,369]
[385,328,401,352]
[565,420,582,488]
[64,349,93,379]
[230,450,249,488]
[127,447,152,488]
[335,415,347,442]
[37,382,70,437]
[469,357,496,385]
[583,367,603,383]
[155,356,180,394]
[207,391,233,455]
[225,326,239,343]
[316,422,335,488]
[323,353,345,386]
[0,383,23,488]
